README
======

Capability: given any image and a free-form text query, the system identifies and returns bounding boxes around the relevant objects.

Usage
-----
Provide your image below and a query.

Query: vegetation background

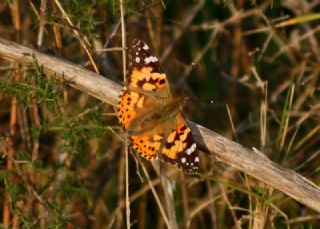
[0,0,319,228]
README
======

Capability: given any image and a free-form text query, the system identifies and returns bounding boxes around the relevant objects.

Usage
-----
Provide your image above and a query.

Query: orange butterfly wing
[117,39,198,173]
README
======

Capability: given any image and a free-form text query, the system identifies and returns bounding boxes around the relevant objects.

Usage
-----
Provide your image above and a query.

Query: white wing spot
[195,157,199,162]
[136,52,138,55]
[135,57,140,63]
[138,48,141,51]
[143,44,149,50]
[186,143,196,155]
[181,157,186,163]
[144,56,158,64]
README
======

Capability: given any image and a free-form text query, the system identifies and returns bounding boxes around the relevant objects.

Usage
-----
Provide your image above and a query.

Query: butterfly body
[117,39,199,173]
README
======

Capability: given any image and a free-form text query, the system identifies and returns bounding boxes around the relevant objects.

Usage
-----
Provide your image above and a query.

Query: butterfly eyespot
[158,79,165,85]
[179,125,187,132]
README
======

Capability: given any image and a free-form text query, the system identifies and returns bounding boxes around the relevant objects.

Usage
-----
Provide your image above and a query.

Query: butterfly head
[176,96,189,111]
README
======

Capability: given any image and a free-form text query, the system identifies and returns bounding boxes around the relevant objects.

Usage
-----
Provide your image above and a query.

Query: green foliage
[0,54,114,227]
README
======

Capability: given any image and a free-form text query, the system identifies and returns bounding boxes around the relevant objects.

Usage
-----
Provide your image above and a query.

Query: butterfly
[117,39,199,173]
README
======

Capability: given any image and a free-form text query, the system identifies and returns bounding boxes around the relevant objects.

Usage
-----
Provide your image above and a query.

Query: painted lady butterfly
[117,39,199,173]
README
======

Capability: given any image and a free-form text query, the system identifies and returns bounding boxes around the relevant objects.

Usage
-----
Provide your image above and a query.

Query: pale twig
[119,0,131,225]
[160,176,178,229]
[280,84,295,155]
[0,38,320,213]
[140,162,171,228]
[53,0,100,74]
[226,104,238,142]
[119,0,129,227]
[37,0,47,47]
[120,0,126,81]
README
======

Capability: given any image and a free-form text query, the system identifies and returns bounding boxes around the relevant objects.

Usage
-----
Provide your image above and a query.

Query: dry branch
[0,38,319,212]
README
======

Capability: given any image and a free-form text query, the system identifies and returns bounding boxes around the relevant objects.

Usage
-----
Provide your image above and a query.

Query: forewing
[127,39,169,93]
[118,39,171,132]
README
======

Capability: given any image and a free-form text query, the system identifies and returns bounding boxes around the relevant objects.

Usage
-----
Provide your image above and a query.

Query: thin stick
[157,166,178,229]
[119,0,129,227]
[120,0,126,81]
[226,104,238,142]
[37,0,47,47]
[0,38,320,213]
[125,136,130,228]
[141,163,171,228]
[53,0,100,74]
